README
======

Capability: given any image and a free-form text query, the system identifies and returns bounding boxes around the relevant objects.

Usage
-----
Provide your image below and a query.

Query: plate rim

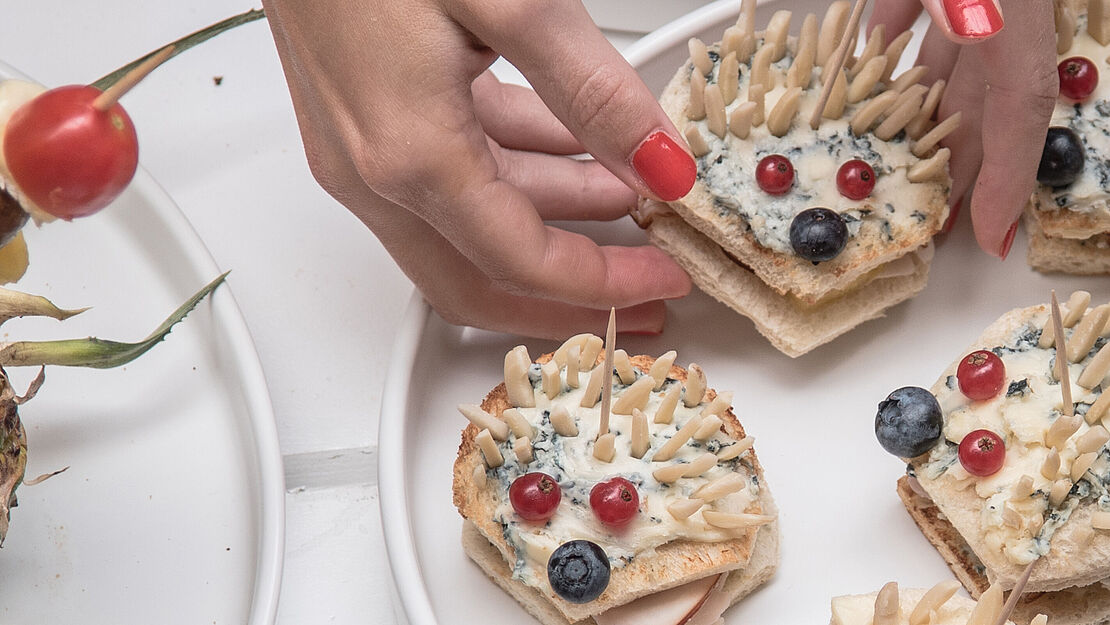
[0,58,286,625]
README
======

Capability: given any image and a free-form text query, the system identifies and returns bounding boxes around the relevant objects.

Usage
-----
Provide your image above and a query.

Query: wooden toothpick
[1051,291,1075,415]
[93,45,175,111]
[992,559,1037,625]
[597,308,616,440]
[809,0,870,129]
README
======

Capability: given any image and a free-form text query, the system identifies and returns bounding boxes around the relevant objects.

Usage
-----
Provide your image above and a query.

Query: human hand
[868,0,1057,259]
[261,0,695,339]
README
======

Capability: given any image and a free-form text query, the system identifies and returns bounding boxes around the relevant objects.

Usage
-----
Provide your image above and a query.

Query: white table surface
[0,2,660,623]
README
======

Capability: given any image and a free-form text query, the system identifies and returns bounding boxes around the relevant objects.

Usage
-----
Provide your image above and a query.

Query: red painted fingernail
[631,131,697,201]
[943,0,1003,38]
[941,198,962,234]
[999,220,1019,260]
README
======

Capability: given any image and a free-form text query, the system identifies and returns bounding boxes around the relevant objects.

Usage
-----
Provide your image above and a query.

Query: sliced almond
[1071,305,1110,362]
[667,498,703,520]
[684,364,707,407]
[847,56,887,103]
[767,86,802,137]
[513,436,533,464]
[550,405,578,437]
[750,44,776,93]
[502,408,534,440]
[1050,478,1073,507]
[912,112,961,157]
[476,429,504,468]
[965,583,1003,625]
[630,409,649,459]
[580,362,606,408]
[705,83,727,139]
[702,510,774,529]
[654,386,681,424]
[1080,343,1110,389]
[689,37,713,75]
[504,345,535,408]
[1002,503,1023,529]
[653,413,704,462]
[718,52,739,105]
[613,349,635,384]
[1072,451,1098,481]
[1091,391,1110,425]
[787,14,818,89]
[1041,448,1061,480]
[889,65,929,93]
[909,579,960,625]
[613,376,655,415]
[700,391,733,418]
[850,90,899,136]
[821,69,848,120]
[458,404,509,441]
[717,435,754,461]
[874,581,900,625]
[648,351,678,390]
[848,24,885,79]
[693,414,724,441]
[748,83,766,127]
[693,472,747,500]
[1057,4,1076,54]
[553,333,595,367]
[682,452,718,478]
[688,70,707,121]
[875,88,924,140]
[1077,425,1110,454]
[817,1,850,67]
[765,10,792,61]
[1091,0,1110,45]
[593,432,616,463]
[907,148,950,184]
[729,101,757,140]
[1012,475,1035,500]
[565,345,582,389]
[541,360,561,399]
[906,80,945,140]
[881,30,914,83]
[1047,414,1083,449]
[580,335,603,369]
[720,26,745,60]
[684,125,710,158]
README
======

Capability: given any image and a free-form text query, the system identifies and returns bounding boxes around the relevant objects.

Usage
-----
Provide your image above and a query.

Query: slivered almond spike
[737,32,756,64]
[565,346,581,389]
[593,432,616,462]
[719,52,739,105]
[612,376,654,415]
[1076,425,1110,454]
[748,83,767,126]
[613,349,635,384]
[1050,478,1073,506]
[654,386,681,424]
[729,102,757,139]
[1083,340,1110,389]
[553,333,594,367]
[820,69,848,121]
[513,436,533,464]
[1047,414,1081,449]
[1057,3,1076,54]
[795,13,819,75]
[907,148,950,183]
[1070,305,1110,362]
[630,409,649,459]
[1065,291,1092,327]
[684,364,707,407]
[881,30,914,83]
[721,26,743,60]
[1012,475,1035,500]
[736,0,757,35]
[667,498,703,520]
[689,37,713,75]
[992,565,1034,625]
[693,472,746,500]
[894,83,929,112]
[705,84,728,139]
[717,435,754,461]
[541,360,561,399]
[847,56,887,103]
[767,87,802,137]
[550,405,578,437]
[906,79,945,139]
[909,580,960,625]
[685,125,710,158]
[688,70,707,120]
[476,429,504,468]
[598,308,616,437]
[648,350,677,390]
[1051,292,1074,414]
[912,112,961,157]
[702,510,774,529]
[850,90,899,136]
[1090,390,1110,425]
[458,404,510,441]
[1091,0,1110,46]
[848,23,885,79]
[787,39,815,90]
[766,10,792,61]
[750,44,776,93]
[653,413,704,462]
[817,1,851,67]
[1072,451,1098,481]
[1041,448,1061,480]
[700,390,733,417]
[693,414,724,440]
[1001,504,1022,529]
[580,335,603,369]
[681,452,718,477]
[580,363,605,408]
[967,583,1003,625]
[503,408,534,440]
[875,89,923,140]
[874,582,899,625]
[889,65,929,93]
[504,346,535,408]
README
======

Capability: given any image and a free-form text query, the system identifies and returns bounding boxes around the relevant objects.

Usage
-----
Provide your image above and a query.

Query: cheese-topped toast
[452,334,778,624]
[830,581,1032,625]
[638,0,953,356]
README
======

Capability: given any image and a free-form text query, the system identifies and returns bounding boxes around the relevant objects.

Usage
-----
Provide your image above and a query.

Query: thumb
[446,0,696,201]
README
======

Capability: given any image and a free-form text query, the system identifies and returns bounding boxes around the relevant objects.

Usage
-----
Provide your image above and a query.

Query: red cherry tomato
[590,477,639,528]
[3,85,138,220]
[836,159,876,200]
[755,154,794,195]
[956,350,1007,401]
[509,472,561,522]
[1058,57,1098,101]
[958,429,1005,476]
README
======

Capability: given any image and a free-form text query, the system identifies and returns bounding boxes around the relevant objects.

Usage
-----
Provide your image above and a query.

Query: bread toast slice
[1025,208,1110,275]
[453,351,774,622]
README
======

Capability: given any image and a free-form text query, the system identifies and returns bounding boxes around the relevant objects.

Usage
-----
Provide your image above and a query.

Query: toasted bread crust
[452,353,770,622]
[1026,208,1110,275]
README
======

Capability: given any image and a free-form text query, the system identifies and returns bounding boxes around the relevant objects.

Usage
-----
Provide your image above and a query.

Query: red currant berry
[836,159,876,200]
[755,154,794,195]
[956,350,1006,401]
[1059,57,1099,101]
[958,429,1005,477]
[510,472,561,522]
[590,477,639,528]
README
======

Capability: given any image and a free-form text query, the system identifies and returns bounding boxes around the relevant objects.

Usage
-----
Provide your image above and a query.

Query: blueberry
[789,207,848,263]
[1037,126,1084,188]
[875,386,943,458]
[547,540,610,603]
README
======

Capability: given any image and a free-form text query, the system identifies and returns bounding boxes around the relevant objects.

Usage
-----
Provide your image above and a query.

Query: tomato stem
[92,45,175,112]
[90,8,266,92]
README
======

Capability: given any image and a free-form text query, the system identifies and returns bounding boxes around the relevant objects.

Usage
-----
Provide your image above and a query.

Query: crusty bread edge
[1025,208,1110,275]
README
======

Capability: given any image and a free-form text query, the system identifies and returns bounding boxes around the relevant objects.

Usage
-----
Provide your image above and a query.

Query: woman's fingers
[491,144,638,221]
[867,0,924,42]
[472,72,586,154]
[915,22,960,86]
[917,0,1004,43]
[446,0,695,202]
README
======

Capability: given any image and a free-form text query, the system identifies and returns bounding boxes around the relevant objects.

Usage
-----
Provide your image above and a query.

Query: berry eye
[1058,56,1098,101]
[755,154,794,195]
[1038,126,1085,188]
[836,159,876,200]
[789,207,848,263]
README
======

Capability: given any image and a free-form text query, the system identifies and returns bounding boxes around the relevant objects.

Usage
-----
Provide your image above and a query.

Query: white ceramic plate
[0,63,284,624]
[381,2,1106,624]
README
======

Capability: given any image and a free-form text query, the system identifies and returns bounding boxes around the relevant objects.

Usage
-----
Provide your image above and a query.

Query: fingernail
[943,0,1004,39]
[941,198,962,234]
[631,130,697,201]
[999,220,1019,260]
